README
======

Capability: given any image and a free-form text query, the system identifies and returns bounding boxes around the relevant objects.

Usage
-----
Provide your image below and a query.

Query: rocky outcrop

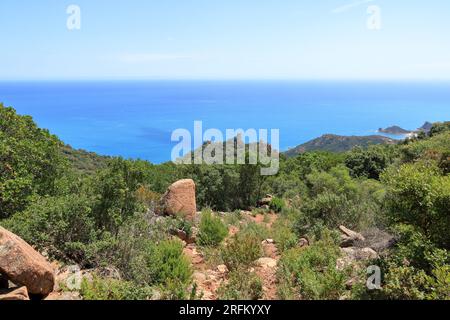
[339,225,365,248]
[0,227,55,296]
[161,179,197,220]
[258,195,273,207]
[0,286,30,301]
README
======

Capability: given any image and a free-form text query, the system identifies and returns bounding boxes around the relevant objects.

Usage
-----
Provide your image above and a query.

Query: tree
[345,145,394,180]
[0,105,67,218]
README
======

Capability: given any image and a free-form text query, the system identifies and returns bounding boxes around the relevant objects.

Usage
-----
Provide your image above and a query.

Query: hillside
[284,134,397,157]
[60,144,110,174]
[378,125,411,135]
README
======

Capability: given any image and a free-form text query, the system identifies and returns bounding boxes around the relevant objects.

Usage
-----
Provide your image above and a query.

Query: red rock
[0,286,30,300]
[161,179,197,220]
[0,227,55,296]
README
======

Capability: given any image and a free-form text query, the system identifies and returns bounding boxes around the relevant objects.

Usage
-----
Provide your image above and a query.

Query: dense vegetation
[1,103,449,300]
[284,134,396,156]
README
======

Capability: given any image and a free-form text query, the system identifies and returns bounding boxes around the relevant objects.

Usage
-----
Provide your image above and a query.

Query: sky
[1,0,450,80]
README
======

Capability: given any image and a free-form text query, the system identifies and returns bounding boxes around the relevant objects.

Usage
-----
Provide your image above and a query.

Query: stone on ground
[161,179,197,220]
[0,227,55,296]
[0,286,30,301]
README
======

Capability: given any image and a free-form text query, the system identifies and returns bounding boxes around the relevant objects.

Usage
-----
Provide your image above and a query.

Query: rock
[262,239,275,245]
[341,247,379,261]
[0,286,30,300]
[345,278,358,290]
[258,195,273,206]
[298,238,310,248]
[172,229,196,244]
[217,265,228,274]
[256,257,277,269]
[55,265,82,292]
[161,179,197,220]
[45,291,81,300]
[359,248,379,260]
[0,227,55,296]
[94,266,122,280]
[339,225,365,248]
[193,271,207,283]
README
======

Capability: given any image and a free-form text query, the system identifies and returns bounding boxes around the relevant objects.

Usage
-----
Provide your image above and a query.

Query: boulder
[298,238,310,248]
[258,195,273,207]
[0,286,30,301]
[0,227,55,296]
[341,247,379,261]
[161,179,197,220]
[339,225,365,248]
[171,229,196,244]
[217,265,228,274]
[262,239,275,245]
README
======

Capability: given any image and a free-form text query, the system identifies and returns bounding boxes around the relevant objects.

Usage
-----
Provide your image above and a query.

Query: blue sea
[0,81,449,163]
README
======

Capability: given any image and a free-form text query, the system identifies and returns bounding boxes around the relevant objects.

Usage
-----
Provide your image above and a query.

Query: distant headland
[378,122,433,136]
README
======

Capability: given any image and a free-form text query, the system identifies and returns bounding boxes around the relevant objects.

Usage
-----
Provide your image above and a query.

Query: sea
[0,81,449,163]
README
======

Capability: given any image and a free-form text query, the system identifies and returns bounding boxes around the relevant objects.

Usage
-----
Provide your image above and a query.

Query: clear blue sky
[1,0,449,80]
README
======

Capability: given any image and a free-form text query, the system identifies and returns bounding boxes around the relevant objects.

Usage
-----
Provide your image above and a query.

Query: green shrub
[269,197,285,213]
[145,239,193,299]
[0,104,67,218]
[239,221,271,241]
[369,224,450,300]
[381,264,431,300]
[271,219,298,253]
[223,210,243,226]
[382,163,450,248]
[277,231,347,300]
[2,194,104,265]
[345,145,396,180]
[221,232,263,271]
[80,276,154,300]
[427,265,450,299]
[198,210,228,246]
[217,270,263,300]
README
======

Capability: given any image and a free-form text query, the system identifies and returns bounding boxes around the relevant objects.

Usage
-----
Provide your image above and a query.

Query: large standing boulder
[0,227,55,296]
[161,179,197,220]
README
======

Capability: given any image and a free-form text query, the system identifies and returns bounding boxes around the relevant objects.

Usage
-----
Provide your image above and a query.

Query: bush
[368,224,450,300]
[80,276,154,300]
[239,221,271,241]
[2,194,103,265]
[269,197,285,213]
[345,145,395,180]
[382,163,450,248]
[145,239,193,299]
[381,264,431,300]
[0,104,67,218]
[277,230,347,300]
[271,219,298,253]
[198,210,228,246]
[217,270,263,300]
[182,160,266,211]
[221,232,263,271]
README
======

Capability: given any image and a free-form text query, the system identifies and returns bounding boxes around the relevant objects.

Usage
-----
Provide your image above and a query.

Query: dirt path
[183,212,281,300]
